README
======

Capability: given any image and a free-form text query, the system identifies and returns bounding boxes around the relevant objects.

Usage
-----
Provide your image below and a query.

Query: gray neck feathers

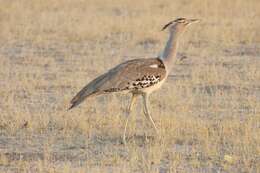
[160,28,182,73]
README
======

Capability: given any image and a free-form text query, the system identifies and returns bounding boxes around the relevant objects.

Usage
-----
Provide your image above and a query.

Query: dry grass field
[0,0,260,172]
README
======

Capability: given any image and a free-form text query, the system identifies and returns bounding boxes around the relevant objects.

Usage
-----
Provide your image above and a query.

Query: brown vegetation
[0,0,259,172]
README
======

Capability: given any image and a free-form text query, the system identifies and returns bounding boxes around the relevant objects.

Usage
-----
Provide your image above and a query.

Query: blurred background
[0,0,259,172]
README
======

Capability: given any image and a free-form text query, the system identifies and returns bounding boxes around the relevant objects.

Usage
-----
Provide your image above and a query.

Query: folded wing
[68,58,166,110]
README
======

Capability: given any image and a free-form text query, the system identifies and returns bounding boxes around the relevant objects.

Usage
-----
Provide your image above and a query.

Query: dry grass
[0,0,259,172]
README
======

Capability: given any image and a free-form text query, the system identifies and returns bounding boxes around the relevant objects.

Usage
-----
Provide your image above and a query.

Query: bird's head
[162,18,200,32]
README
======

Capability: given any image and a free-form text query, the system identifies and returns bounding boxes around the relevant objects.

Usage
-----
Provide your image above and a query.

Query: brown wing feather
[68,58,166,110]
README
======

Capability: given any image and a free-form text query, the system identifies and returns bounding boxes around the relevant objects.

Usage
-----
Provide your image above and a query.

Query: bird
[68,18,200,144]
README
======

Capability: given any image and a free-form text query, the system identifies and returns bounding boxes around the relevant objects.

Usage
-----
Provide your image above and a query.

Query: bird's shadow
[93,133,157,147]
[123,134,157,146]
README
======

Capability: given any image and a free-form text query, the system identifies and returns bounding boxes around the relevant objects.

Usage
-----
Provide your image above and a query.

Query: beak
[188,19,200,24]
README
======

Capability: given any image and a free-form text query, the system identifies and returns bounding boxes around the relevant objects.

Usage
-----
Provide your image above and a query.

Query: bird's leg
[142,93,158,135]
[123,93,137,144]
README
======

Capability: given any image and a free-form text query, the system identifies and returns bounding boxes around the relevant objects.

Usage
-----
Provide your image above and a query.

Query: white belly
[139,78,167,94]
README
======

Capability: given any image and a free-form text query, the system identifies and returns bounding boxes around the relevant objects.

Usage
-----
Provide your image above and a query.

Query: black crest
[162,18,187,30]
[161,21,173,31]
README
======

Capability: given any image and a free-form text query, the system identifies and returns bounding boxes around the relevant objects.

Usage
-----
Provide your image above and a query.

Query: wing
[99,58,166,91]
[68,58,166,110]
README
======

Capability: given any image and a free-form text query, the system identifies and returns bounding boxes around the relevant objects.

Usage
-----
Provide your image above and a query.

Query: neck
[160,29,182,73]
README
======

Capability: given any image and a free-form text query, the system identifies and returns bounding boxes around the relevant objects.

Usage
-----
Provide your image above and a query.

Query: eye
[175,18,186,23]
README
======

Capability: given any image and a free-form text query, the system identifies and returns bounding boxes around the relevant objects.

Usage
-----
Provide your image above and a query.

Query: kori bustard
[69,18,199,143]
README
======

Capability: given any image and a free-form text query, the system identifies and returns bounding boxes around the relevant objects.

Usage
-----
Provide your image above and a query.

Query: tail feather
[68,96,82,110]
[68,103,76,110]
[68,95,83,111]
[68,71,109,110]
[68,101,81,110]
[68,87,95,110]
